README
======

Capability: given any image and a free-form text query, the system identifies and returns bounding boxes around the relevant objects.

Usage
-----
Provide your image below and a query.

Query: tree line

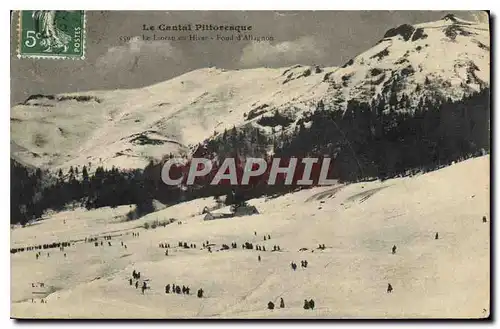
[11,161,154,224]
[11,87,490,224]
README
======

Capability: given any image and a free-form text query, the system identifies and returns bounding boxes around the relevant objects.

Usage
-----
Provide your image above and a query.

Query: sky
[10,10,488,104]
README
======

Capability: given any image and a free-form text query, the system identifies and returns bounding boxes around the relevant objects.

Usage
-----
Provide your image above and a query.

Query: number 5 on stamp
[17,10,86,59]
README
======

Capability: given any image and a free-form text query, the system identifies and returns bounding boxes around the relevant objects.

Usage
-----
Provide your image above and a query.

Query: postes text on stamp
[18,10,85,59]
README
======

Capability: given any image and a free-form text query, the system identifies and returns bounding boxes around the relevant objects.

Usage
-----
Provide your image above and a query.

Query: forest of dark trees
[11,87,490,225]
[10,162,155,225]
[278,87,490,182]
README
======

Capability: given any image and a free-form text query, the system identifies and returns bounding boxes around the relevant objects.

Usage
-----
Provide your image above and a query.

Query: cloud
[96,37,181,74]
[470,11,489,24]
[274,12,299,18]
[239,36,325,67]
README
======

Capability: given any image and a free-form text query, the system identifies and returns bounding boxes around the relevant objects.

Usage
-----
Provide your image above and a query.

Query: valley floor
[10,156,490,319]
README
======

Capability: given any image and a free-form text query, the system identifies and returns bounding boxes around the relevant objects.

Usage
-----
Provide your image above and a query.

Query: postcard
[10,10,490,319]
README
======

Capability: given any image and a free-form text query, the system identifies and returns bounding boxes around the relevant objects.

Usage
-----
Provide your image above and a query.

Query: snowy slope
[11,155,490,318]
[321,14,490,107]
[11,65,334,172]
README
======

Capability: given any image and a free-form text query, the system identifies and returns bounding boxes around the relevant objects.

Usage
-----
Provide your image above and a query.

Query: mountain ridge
[10,14,490,172]
[319,14,489,109]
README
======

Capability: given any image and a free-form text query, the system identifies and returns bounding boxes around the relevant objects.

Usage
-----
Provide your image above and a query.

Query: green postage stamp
[17,10,86,59]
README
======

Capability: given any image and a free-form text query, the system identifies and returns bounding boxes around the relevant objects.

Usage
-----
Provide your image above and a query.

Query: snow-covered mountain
[321,14,490,107]
[11,65,334,172]
[10,14,490,172]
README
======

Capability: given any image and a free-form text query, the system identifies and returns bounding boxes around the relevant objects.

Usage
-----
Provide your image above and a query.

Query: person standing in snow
[280,298,285,308]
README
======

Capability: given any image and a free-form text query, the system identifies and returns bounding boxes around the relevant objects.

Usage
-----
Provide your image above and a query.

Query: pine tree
[82,166,89,181]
